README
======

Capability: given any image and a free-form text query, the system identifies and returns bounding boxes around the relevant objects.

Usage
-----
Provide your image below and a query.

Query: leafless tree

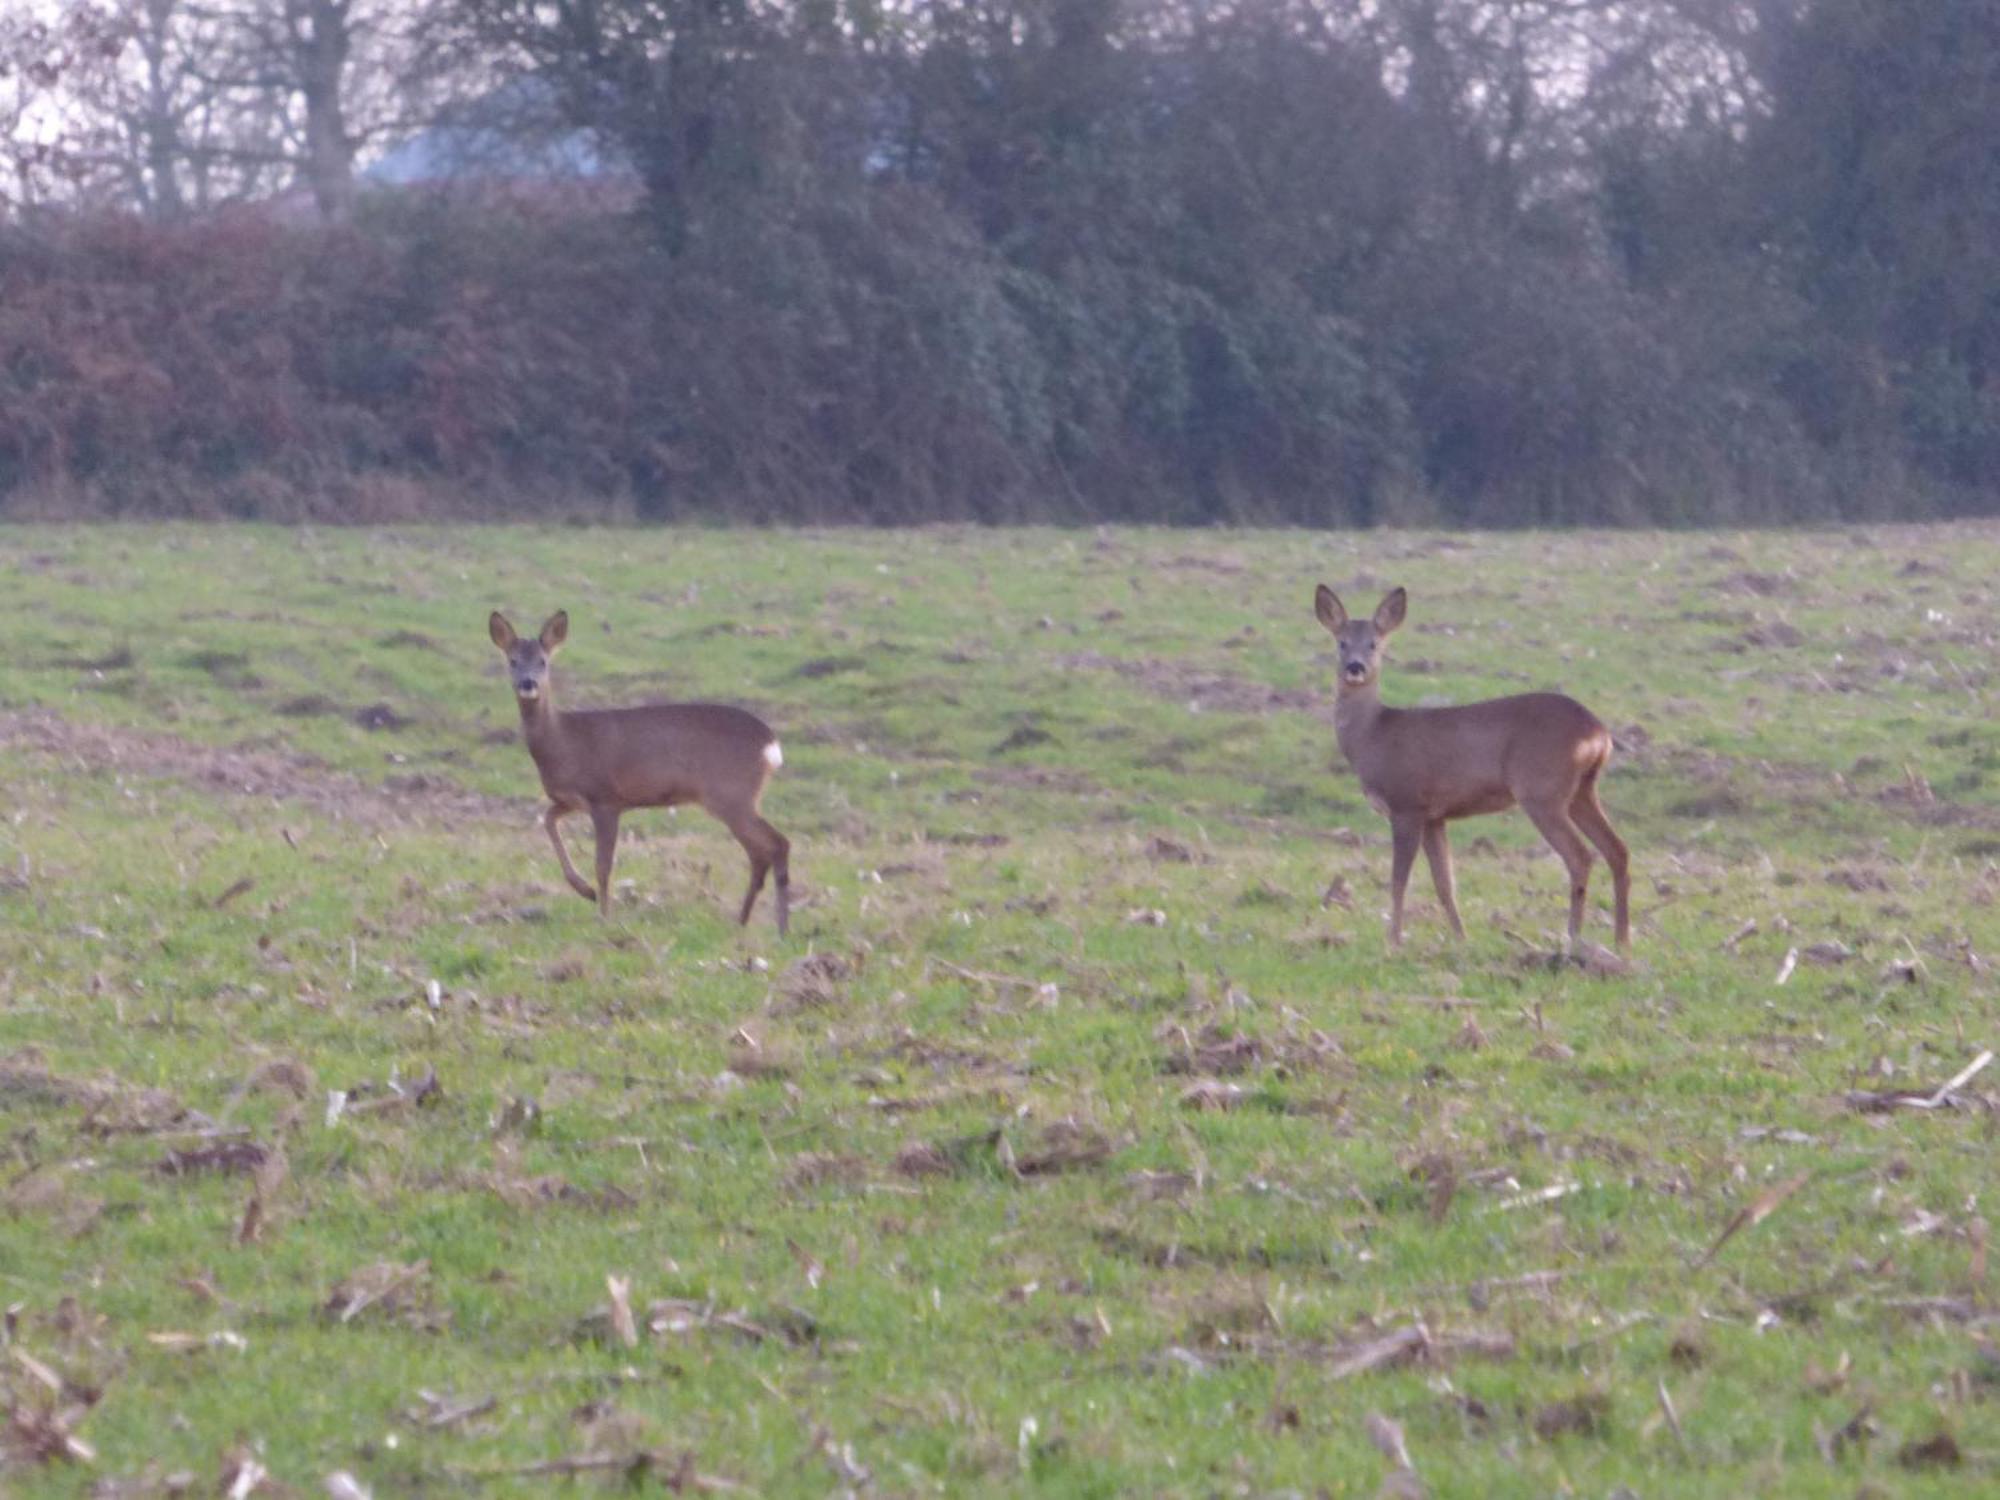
[7,0,432,220]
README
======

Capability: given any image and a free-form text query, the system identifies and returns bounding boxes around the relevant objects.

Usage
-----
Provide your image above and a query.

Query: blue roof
[363,80,631,184]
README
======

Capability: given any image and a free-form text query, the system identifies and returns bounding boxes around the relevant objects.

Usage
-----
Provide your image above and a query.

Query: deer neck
[1333,681,1386,764]
[518,688,564,762]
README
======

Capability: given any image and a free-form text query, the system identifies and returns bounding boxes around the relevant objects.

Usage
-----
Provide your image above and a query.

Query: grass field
[1,523,1997,1498]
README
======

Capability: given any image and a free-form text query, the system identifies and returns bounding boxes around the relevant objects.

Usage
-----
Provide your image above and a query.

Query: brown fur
[1315,585,1630,951]
[490,610,790,933]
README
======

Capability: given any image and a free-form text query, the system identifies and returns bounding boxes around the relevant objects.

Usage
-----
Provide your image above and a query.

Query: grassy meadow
[1,523,1997,1497]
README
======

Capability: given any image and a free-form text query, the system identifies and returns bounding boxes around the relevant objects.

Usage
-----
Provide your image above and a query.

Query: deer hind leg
[1386,814,1423,949]
[768,819,791,936]
[589,805,621,919]
[545,805,597,903]
[1422,819,1467,939]
[712,801,791,935]
[1522,800,1595,948]
[1569,774,1631,951]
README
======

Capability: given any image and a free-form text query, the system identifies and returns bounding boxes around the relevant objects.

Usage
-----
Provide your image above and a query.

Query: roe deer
[1313,585,1630,952]
[489,610,791,933]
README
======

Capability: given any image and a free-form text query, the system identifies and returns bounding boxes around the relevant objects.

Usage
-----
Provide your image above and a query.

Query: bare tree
[202,0,414,220]
[9,0,286,215]
[8,0,426,220]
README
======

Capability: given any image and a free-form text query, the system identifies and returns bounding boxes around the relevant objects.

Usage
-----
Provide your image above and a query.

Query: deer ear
[1314,585,1347,632]
[539,611,569,651]
[1373,588,1407,635]
[489,612,518,650]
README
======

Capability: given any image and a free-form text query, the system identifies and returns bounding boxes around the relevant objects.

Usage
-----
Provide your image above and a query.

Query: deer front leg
[544,805,597,902]
[590,806,622,919]
[1422,819,1467,939]
[1386,814,1423,949]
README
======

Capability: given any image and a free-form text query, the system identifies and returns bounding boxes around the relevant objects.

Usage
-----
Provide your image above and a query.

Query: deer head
[1314,585,1405,691]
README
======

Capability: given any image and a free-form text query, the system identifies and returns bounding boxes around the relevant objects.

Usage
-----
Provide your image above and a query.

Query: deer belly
[1443,786,1517,819]
[620,758,712,804]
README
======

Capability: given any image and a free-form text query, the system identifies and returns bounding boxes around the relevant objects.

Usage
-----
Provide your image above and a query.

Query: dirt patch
[1055,652,1325,719]
[1668,786,1753,819]
[1718,570,1797,598]
[50,645,136,673]
[275,693,341,717]
[1160,553,1249,576]
[791,655,868,680]
[1740,621,1806,649]
[772,952,853,1012]
[351,702,412,731]
[975,764,1103,795]
[274,700,414,736]
[992,724,1055,753]
[184,648,264,689]
[0,708,528,828]
[377,629,444,651]
[1,1048,191,1134]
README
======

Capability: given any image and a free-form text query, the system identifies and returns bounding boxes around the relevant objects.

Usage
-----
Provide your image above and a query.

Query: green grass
[1,522,1997,1496]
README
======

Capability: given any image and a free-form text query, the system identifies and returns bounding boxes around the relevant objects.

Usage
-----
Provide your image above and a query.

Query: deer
[1313,585,1630,953]
[488,610,791,934]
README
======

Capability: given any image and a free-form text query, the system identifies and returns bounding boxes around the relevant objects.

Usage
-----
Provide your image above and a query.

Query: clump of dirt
[1668,786,1752,818]
[773,952,853,1012]
[320,1259,449,1331]
[1719,570,1795,598]
[786,1152,868,1189]
[892,1140,954,1177]
[791,655,867,679]
[0,1048,190,1134]
[51,645,135,672]
[1159,1025,1265,1077]
[1014,1120,1116,1176]
[892,1128,1001,1178]
[351,702,411,731]
[184,648,263,688]
[1235,881,1290,909]
[880,1033,1017,1078]
[975,764,1101,794]
[992,724,1054,753]
[1533,1391,1611,1439]
[1741,621,1806,649]
[275,693,341,717]
[155,1142,271,1177]
[1161,554,1249,575]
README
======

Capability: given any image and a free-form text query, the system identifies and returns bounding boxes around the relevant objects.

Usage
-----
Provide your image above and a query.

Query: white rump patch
[764,740,784,769]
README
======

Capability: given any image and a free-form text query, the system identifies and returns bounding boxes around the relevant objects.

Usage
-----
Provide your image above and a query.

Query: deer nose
[516,679,538,695]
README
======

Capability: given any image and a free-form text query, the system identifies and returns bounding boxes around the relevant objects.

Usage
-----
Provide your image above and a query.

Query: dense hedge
[3,0,1995,524]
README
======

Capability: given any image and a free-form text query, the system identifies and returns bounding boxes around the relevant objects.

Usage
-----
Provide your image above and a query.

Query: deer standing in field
[489,610,791,933]
[1313,586,1630,952]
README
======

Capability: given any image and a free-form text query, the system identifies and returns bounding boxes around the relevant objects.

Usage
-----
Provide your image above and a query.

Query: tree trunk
[290,0,356,221]
[139,0,187,219]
